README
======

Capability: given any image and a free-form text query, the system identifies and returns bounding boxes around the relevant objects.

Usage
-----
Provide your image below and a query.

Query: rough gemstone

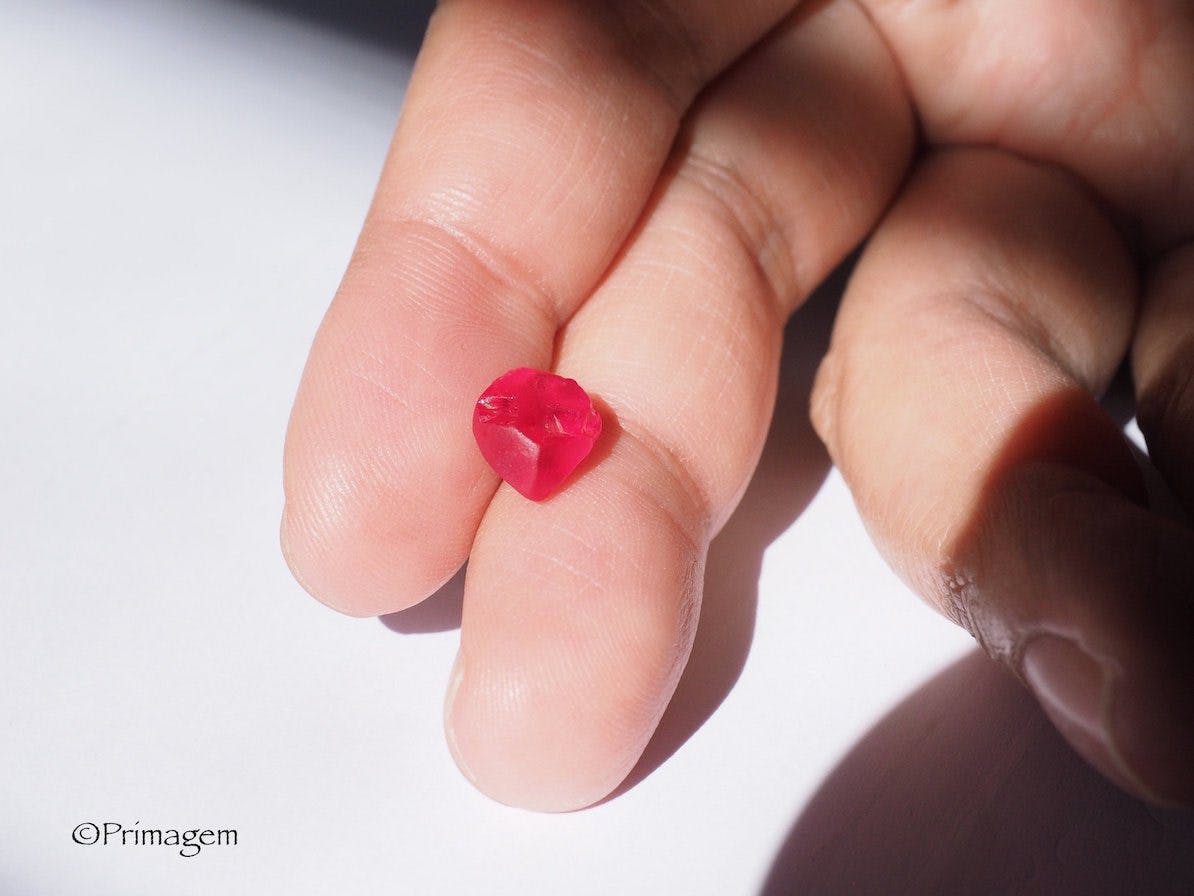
[472,367,602,501]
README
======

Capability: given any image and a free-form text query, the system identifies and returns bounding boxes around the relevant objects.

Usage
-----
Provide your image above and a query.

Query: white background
[2,2,1191,893]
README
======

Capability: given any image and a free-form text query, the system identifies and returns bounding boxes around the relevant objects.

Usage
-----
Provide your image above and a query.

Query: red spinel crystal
[472,367,602,501]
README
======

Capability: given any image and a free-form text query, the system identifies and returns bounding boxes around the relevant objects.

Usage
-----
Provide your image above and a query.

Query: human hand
[281,0,1194,810]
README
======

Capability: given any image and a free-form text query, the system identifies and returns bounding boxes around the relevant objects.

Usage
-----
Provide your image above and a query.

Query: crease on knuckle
[601,0,708,116]
[370,212,561,338]
[615,419,714,553]
[678,149,798,326]
[957,282,1094,389]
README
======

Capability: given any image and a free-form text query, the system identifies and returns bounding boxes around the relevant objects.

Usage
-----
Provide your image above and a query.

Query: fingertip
[1020,634,1150,805]
[279,494,466,617]
[442,651,483,790]
[443,644,652,812]
[441,469,703,812]
[1111,678,1194,808]
[1023,632,1194,809]
[992,470,1194,809]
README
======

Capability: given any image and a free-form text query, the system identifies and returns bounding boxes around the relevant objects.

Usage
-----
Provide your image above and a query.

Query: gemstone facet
[472,367,602,501]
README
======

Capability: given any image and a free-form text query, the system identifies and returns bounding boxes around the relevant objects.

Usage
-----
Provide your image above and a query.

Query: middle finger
[445,0,913,811]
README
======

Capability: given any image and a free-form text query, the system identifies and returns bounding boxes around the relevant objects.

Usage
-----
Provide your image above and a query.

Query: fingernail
[1021,635,1145,800]
[1110,665,1194,808]
[443,652,478,786]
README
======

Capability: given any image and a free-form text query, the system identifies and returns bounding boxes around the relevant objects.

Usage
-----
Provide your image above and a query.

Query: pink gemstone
[472,367,602,501]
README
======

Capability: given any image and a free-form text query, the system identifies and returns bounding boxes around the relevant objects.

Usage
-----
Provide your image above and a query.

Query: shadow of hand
[762,650,1194,895]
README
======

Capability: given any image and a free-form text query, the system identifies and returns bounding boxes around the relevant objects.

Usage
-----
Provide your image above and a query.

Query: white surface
[0,2,977,893]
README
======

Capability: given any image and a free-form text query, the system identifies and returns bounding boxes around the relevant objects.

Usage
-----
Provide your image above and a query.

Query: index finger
[281,0,795,615]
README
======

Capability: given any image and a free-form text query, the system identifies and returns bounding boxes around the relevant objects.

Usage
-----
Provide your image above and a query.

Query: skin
[281,0,1194,811]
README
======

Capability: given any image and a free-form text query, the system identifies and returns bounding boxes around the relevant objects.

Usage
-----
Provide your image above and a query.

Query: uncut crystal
[472,367,602,501]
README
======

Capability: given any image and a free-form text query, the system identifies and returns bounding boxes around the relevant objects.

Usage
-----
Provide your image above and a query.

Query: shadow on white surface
[380,564,467,633]
[761,650,1194,895]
